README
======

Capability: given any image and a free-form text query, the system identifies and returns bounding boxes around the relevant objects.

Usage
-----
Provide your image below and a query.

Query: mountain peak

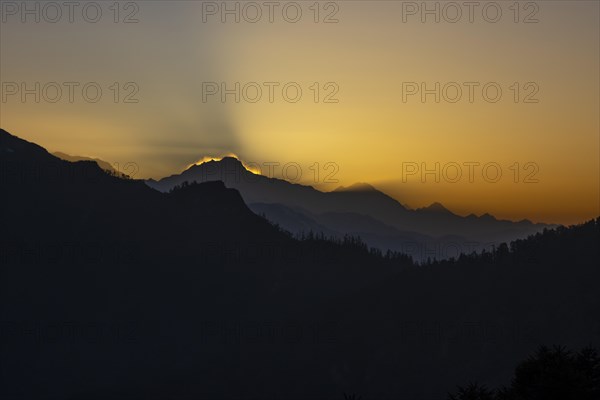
[334,182,377,192]
[153,155,254,189]
[480,212,497,221]
[188,156,246,172]
[419,202,453,214]
[217,156,245,167]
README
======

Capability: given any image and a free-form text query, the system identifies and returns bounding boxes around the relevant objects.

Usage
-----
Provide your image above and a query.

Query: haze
[1,0,598,225]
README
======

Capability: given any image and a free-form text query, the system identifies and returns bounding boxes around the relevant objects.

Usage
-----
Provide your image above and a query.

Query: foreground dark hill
[147,157,551,260]
[317,219,600,398]
[0,128,401,295]
[0,128,409,398]
[1,128,598,400]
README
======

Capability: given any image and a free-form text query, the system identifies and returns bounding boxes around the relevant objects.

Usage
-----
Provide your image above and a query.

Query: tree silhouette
[507,345,600,400]
[448,383,495,400]
[449,346,600,400]
[343,393,363,400]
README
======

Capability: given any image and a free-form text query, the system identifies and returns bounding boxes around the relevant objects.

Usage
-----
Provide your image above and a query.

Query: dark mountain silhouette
[52,151,118,174]
[249,202,475,261]
[315,219,600,398]
[146,157,552,260]
[333,182,379,192]
[1,128,597,400]
[418,201,455,215]
[249,202,339,237]
[0,128,409,399]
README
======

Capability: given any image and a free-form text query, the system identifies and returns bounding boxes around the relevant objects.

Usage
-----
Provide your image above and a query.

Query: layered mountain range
[147,157,552,261]
[2,128,597,400]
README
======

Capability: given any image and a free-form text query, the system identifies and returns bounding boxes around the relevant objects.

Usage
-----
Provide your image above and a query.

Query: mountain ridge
[145,156,552,251]
[1,129,553,259]
[1,127,598,400]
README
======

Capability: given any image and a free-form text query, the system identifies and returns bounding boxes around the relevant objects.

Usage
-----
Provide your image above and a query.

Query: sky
[1,0,598,225]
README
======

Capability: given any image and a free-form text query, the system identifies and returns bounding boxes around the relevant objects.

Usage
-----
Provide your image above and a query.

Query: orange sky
[1,1,598,225]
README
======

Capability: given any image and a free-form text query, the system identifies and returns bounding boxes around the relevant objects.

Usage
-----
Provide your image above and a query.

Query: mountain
[249,202,339,237]
[0,128,410,398]
[417,201,454,215]
[2,128,596,400]
[147,157,553,259]
[317,218,600,398]
[248,202,477,262]
[148,157,409,222]
[52,151,118,174]
[333,182,379,192]
[0,129,333,262]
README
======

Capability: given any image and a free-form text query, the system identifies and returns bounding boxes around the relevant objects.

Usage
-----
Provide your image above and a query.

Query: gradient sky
[1,1,598,225]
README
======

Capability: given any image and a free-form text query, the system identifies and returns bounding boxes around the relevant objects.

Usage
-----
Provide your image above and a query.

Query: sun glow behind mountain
[1,1,598,225]
[186,154,261,176]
